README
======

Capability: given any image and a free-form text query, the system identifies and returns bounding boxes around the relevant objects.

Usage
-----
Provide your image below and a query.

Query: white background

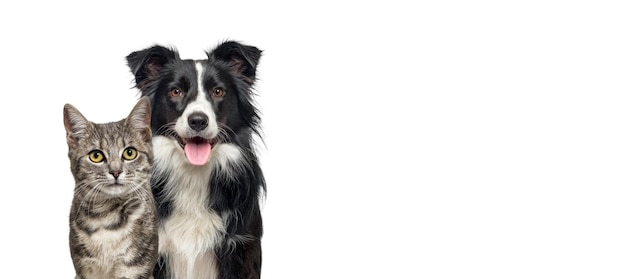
[1,1,625,278]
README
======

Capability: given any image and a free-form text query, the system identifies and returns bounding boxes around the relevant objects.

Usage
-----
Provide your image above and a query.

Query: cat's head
[63,97,152,197]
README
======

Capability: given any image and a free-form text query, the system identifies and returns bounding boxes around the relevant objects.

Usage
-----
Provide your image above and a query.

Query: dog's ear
[125,96,152,142]
[209,41,262,85]
[63,104,90,147]
[126,45,178,91]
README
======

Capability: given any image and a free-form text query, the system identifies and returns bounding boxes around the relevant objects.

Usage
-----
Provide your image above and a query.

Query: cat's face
[69,123,152,197]
[64,97,152,198]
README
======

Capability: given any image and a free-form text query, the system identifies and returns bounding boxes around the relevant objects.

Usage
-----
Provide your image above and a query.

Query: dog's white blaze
[152,136,245,278]
[174,63,219,139]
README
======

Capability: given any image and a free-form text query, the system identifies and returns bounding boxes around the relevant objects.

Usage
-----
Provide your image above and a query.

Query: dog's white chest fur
[153,136,244,279]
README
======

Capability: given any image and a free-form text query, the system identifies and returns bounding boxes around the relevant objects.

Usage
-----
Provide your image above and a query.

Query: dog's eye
[212,88,225,97]
[170,88,184,97]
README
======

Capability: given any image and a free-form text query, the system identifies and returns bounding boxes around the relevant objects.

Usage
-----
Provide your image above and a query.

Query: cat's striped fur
[64,97,158,279]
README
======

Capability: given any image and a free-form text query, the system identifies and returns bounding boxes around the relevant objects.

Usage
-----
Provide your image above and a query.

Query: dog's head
[126,41,262,166]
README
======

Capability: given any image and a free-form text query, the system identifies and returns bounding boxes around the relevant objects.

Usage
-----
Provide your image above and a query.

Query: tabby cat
[64,97,158,279]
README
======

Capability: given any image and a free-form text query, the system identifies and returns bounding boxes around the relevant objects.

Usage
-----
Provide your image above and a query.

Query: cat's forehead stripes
[89,122,144,151]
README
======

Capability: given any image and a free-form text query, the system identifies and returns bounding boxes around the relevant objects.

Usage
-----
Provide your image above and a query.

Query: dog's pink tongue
[184,142,212,165]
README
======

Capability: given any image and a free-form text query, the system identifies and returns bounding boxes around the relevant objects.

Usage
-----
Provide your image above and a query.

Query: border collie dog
[126,41,265,279]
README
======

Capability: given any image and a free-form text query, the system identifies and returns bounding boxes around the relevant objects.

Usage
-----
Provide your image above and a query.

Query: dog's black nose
[188,112,209,131]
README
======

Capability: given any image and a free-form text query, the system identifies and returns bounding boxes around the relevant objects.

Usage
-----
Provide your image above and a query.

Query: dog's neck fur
[153,136,246,278]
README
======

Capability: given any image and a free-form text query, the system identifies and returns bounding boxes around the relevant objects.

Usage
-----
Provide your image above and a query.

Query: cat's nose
[188,112,208,131]
[110,170,121,179]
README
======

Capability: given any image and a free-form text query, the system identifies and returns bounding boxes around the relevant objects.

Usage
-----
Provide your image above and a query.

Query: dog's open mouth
[176,136,215,166]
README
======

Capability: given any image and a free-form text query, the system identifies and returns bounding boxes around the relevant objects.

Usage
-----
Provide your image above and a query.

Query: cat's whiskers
[128,180,154,211]
[78,178,109,217]
[87,182,106,216]
[73,179,100,218]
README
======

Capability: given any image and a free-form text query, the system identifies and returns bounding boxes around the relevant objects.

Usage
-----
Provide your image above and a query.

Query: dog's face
[127,41,262,166]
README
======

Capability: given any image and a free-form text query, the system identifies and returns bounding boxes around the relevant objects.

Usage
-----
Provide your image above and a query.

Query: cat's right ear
[63,104,89,147]
[126,45,179,92]
[126,96,152,142]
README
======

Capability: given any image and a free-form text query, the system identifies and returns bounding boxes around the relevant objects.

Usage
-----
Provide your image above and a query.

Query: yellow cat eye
[122,147,137,160]
[88,150,105,163]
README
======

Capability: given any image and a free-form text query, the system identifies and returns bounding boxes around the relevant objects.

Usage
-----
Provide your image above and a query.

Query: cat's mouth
[175,135,216,166]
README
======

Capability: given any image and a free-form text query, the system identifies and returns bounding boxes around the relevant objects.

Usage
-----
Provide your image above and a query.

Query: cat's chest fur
[78,196,137,221]
[74,199,143,233]
[71,199,147,255]
[70,200,154,279]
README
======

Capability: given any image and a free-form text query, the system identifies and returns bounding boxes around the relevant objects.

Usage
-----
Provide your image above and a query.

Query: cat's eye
[88,150,105,163]
[122,147,137,160]
[212,88,225,97]
[170,88,184,98]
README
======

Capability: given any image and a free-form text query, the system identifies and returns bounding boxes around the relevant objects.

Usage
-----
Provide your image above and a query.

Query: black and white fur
[126,41,265,279]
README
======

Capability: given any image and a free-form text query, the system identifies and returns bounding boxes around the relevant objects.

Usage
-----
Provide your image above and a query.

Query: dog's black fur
[126,41,265,279]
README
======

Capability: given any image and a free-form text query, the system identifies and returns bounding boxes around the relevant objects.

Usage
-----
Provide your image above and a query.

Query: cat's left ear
[63,104,90,147]
[126,96,152,141]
